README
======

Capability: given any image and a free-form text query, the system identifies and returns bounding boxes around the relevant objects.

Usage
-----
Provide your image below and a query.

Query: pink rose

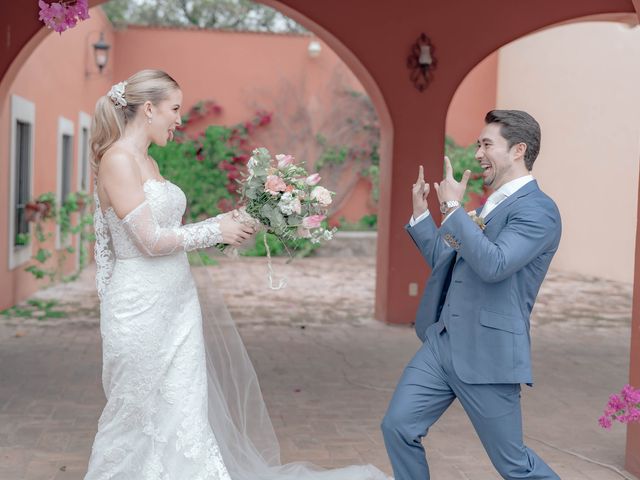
[302,215,326,229]
[276,154,294,168]
[264,175,287,195]
[305,173,322,186]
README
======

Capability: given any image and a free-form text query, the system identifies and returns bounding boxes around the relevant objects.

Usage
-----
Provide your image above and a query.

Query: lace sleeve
[93,192,115,301]
[121,200,223,256]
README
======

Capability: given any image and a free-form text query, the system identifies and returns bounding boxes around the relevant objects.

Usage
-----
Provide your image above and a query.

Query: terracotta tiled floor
[0,257,636,479]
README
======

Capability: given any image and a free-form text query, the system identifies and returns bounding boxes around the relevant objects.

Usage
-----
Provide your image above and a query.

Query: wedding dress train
[85,178,388,480]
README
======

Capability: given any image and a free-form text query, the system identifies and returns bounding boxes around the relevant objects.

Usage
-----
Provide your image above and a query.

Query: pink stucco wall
[0,13,382,309]
[0,13,498,310]
[112,25,378,227]
[446,52,499,147]
[0,9,114,310]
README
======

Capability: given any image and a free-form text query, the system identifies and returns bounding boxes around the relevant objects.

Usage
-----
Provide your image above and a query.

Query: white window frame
[8,95,36,270]
[75,112,92,270]
[56,116,75,250]
[77,112,92,192]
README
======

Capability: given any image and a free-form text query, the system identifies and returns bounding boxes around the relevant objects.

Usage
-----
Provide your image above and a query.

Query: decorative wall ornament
[407,33,437,92]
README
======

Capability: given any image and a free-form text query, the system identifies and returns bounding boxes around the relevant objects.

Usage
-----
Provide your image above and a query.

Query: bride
[85,69,388,480]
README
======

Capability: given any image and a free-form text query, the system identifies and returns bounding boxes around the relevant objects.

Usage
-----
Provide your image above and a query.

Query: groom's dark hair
[485,110,541,171]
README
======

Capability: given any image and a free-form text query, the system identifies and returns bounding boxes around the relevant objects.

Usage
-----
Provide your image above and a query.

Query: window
[77,112,92,192]
[56,117,74,249]
[15,122,32,246]
[8,95,35,270]
[61,134,73,202]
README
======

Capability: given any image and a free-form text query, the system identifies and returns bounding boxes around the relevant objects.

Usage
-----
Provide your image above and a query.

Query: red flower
[256,111,272,126]
[217,198,234,212]
[232,155,249,164]
[227,170,241,180]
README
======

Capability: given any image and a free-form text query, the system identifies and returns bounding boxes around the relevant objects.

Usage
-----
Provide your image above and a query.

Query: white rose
[278,192,301,216]
[311,186,332,207]
[291,197,302,214]
[322,229,334,241]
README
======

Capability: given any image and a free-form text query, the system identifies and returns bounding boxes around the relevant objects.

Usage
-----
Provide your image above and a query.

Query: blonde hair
[90,69,180,174]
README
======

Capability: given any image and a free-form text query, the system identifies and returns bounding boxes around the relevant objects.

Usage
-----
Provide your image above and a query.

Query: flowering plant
[38,0,90,34]
[598,384,640,429]
[238,148,337,252]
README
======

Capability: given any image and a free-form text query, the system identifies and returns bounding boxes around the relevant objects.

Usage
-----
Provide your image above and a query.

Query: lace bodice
[106,179,187,258]
[93,179,223,300]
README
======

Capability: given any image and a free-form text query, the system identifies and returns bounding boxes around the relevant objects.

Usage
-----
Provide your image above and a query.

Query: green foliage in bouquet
[241,148,335,250]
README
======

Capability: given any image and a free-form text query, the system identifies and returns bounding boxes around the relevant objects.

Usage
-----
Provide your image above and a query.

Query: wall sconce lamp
[308,39,322,58]
[92,32,111,73]
[407,33,436,92]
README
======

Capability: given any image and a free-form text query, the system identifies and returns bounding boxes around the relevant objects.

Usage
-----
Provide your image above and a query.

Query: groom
[381,110,561,479]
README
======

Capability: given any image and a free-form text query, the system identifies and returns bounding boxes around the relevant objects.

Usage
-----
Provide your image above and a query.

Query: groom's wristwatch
[440,200,461,214]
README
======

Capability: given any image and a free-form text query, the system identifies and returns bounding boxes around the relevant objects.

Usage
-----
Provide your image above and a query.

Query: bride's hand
[218,212,256,246]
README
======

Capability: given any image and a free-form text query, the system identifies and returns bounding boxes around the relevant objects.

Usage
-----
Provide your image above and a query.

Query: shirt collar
[494,174,534,199]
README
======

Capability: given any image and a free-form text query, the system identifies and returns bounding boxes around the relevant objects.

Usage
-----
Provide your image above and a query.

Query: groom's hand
[412,165,430,219]
[433,156,470,204]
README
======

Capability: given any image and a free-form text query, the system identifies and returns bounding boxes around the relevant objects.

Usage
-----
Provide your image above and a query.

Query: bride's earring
[147,116,152,124]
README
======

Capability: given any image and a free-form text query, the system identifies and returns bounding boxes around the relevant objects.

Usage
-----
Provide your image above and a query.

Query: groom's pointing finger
[460,169,471,188]
[444,156,454,180]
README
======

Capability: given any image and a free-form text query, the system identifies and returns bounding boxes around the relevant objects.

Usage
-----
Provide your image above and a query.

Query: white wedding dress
[85,178,388,480]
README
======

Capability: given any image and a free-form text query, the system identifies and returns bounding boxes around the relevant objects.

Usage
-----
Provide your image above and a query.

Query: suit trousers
[381,323,559,480]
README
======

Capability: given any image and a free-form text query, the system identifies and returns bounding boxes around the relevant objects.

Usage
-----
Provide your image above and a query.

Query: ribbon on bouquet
[262,233,286,291]
[227,208,287,291]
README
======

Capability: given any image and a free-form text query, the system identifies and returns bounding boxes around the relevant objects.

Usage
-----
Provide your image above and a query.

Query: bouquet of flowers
[223,148,337,288]
[235,147,336,246]
[598,384,640,429]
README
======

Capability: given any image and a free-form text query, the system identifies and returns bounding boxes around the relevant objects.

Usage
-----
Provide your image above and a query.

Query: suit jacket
[406,180,561,385]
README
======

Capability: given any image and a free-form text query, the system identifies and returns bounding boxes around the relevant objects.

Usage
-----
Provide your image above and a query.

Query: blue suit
[381,180,561,479]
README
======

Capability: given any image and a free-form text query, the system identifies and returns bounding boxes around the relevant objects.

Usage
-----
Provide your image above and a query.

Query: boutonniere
[467,210,486,231]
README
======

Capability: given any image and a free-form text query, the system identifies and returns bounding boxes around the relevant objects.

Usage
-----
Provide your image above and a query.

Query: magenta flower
[38,0,90,34]
[607,394,625,413]
[599,384,640,429]
[622,384,640,404]
[598,415,613,429]
[72,0,90,20]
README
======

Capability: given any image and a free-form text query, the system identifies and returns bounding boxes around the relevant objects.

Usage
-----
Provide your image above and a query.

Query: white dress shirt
[409,174,535,227]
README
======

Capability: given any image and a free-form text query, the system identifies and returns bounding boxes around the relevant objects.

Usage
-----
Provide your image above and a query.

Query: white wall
[497,21,640,283]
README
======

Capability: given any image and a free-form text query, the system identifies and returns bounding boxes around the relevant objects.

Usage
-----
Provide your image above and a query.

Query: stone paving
[0,255,637,480]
